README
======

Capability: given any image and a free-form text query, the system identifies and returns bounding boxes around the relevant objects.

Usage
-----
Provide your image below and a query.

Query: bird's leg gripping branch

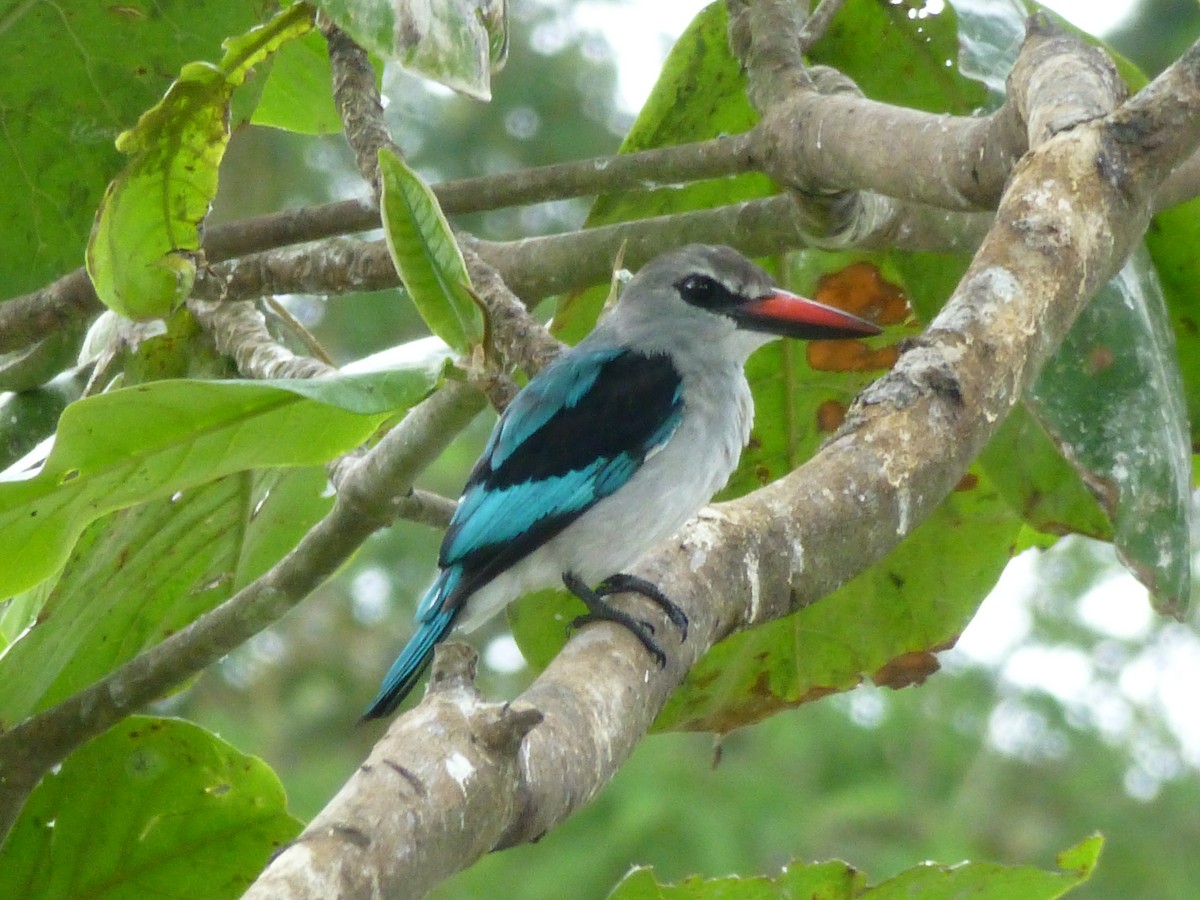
[563,572,689,666]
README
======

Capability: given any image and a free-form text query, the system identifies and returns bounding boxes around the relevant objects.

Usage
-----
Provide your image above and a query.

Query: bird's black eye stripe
[675,274,741,310]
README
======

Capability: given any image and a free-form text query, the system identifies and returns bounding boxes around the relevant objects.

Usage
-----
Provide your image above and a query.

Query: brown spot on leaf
[954,473,979,491]
[807,339,899,372]
[872,650,941,690]
[814,262,910,325]
[1087,345,1115,374]
[817,399,847,433]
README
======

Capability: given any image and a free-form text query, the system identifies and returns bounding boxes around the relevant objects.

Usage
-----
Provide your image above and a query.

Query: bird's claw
[596,573,689,641]
[563,571,686,668]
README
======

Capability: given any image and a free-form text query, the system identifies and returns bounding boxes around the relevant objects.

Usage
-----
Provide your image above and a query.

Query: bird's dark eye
[676,274,737,309]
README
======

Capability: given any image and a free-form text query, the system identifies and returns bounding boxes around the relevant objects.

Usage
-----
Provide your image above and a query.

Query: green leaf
[0,467,333,723]
[608,836,1102,899]
[85,4,314,320]
[0,716,301,900]
[978,405,1111,541]
[812,0,986,114]
[378,147,485,352]
[868,834,1103,899]
[0,0,265,301]
[1025,248,1192,616]
[0,355,450,599]
[253,29,377,135]
[313,0,507,100]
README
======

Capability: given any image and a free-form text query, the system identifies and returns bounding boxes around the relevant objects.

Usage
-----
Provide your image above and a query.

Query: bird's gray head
[606,244,880,360]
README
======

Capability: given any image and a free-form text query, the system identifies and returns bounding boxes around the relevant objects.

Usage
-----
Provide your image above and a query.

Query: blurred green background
[169,1,1200,896]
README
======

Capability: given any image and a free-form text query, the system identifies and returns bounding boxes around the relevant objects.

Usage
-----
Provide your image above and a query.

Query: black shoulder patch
[487,351,683,488]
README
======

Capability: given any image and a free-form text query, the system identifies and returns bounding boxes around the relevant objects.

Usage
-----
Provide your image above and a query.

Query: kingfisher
[362,244,880,719]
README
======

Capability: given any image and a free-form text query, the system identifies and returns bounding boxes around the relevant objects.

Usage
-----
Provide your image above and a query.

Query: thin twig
[797,0,846,50]
[323,20,399,195]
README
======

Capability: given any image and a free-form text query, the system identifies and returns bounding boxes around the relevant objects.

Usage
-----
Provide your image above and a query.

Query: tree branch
[188,297,336,381]
[179,194,994,312]
[243,18,1200,898]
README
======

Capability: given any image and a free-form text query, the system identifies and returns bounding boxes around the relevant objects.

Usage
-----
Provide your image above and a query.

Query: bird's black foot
[595,573,689,641]
[563,572,688,668]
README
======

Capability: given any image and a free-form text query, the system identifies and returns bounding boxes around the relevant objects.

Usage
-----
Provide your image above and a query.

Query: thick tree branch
[244,18,1200,899]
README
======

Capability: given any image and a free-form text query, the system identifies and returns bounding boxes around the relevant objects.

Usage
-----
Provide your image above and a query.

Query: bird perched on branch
[362,243,880,719]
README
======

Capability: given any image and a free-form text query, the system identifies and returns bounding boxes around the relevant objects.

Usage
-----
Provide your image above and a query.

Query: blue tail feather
[360,570,462,720]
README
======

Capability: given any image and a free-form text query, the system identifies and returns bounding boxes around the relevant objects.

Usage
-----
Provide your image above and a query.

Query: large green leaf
[0,351,451,599]
[0,0,265,302]
[0,716,301,900]
[0,467,332,723]
[86,4,314,320]
[609,835,1102,899]
[379,147,485,353]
